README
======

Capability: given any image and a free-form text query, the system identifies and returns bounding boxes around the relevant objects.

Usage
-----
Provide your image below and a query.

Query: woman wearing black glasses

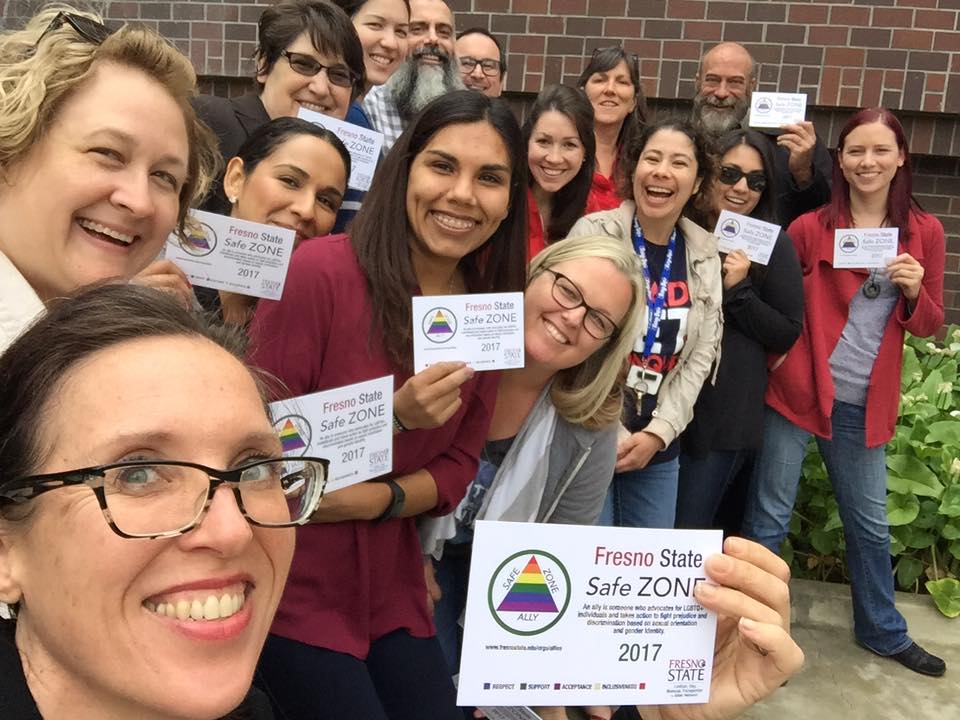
[0,285,327,719]
[195,0,366,216]
[676,129,803,531]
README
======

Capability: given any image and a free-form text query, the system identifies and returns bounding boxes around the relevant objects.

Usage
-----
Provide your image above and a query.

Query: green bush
[785,326,960,617]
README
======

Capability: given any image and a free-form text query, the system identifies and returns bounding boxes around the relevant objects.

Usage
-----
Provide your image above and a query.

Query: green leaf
[887,493,920,526]
[889,532,906,555]
[925,578,960,618]
[919,369,944,402]
[939,485,960,517]
[892,525,936,549]
[942,522,960,540]
[896,556,924,589]
[912,500,941,529]
[949,540,960,560]
[925,421,960,447]
[901,345,920,386]
[824,506,843,532]
[886,454,944,498]
[810,528,839,555]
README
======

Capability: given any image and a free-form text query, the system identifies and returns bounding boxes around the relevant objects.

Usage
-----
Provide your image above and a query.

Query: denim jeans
[433,542,472,675]
[676,448,754,530]
[598,457,679,529]
[743,403,911,655]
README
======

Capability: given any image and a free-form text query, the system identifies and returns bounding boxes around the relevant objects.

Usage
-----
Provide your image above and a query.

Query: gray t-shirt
[829,271,899,406]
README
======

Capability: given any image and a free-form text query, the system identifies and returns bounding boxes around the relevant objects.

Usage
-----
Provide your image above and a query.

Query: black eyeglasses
[718,165,767,193]
[36,11,113,49]
[0,457,328,539]
[281,51,357,88]
[459,56,502,77]
[542,269,620,340]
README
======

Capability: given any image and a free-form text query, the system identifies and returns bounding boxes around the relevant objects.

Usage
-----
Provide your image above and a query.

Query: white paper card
[458,522,722,707]
[165,209,295,300]
[748,92,807,128]
[268,376,393,492]
[298,107,384,191]
[833,227,899,268]
[714,210,781,265]
[412,293,525,373]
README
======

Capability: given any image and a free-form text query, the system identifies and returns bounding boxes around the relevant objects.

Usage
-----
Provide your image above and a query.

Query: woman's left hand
[886,253,924,302]
[130,259,194,309]
[721,250,751,290]
[638,537,804,720]
[615,431,666,473]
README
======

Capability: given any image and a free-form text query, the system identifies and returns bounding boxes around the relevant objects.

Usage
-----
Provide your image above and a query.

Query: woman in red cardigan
[744,108,946,677]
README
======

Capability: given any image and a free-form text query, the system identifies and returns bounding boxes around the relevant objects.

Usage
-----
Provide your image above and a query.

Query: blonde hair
[528,236,644,431]
[0,5,220,234]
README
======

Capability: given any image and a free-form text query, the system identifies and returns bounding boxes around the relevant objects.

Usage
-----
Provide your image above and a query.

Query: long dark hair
[620,116,715,219]
[708,128,779,225]
[350,90,528,367]
[522,85,596,243]
[235,117,351,181]
[577,46,647,154]
[822,107,922,242]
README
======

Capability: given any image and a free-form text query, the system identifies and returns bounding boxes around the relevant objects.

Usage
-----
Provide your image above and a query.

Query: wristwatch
[374,479,405,522]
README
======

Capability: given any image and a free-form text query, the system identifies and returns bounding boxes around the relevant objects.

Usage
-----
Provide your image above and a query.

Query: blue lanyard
[632,217,677,359]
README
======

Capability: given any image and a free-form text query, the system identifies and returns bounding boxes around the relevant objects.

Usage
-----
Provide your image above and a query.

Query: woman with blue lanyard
[568,117,722,529]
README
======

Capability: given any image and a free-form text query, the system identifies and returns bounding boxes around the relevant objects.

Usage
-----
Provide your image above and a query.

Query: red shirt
[765,209,945,447]
[527,187,546,260]
[584,171,621,215]
[248,235,498,658]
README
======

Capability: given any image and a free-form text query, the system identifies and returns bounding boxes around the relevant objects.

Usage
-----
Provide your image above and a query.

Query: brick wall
[0,0,958,324]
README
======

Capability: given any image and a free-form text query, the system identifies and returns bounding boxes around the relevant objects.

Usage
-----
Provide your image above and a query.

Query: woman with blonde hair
[0,5,220,348]
[423,235,644,674]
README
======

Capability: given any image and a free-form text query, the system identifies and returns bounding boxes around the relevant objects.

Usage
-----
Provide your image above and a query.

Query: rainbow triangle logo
[427,310,454,335]
[496,556,560,613]
[279,419,307,452]
[184,232,211,252]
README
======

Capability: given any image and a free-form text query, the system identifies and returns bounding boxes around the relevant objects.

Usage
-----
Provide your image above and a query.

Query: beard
[692,92,749,135]
[388,45,465,120]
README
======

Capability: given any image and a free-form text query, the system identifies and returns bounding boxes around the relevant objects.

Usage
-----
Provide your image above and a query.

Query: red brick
[916,9,957,29]
[522,73,544,93]
[206,5,239,22]
[884,70,905,89]
[873,8,915,27]
[765,24,806,44]
[924,93,944,112]
[825,47,865,67]
[191,22,223,41]
[565,16,603,35]
[850,27,892,48]
[684,20,722,40]
[892,29,934,50]
[513,0,548,11]
[819,66,840,106]
[475,0,510,10]
[588,0,627,14]
[927,72,947,91]
[508,35,545,54]
[839,87,860,107]
[603,16,643,37]
[830,5,870,25]
[934,31,960,51]
[629,0,667,17]
[895,0,938,7]
[622,39,664,58]
[909,51,949,71]
[666,0,706,19]
[722,22,763,42]
[863,69,883,107]
[809,26,850,46]
[662,40,702,60]
[645,19,684,38]
[789,4,828,24]
[529,16,563,33]
[706,2,745,21]
[110,2,140,19]
[526,55,544,72]
[747,2,786,22]
[550,0,587,11]
[546,34,584,54]
[841,67,863,86]
[642,77,657,99]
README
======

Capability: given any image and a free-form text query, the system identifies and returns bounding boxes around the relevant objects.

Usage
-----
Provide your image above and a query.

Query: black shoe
[889,642,946,677]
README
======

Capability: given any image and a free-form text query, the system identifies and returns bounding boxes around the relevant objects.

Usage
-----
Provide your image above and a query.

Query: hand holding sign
[395,361,476,430]
[886,253,925,301]
[721,250,751,290]
[777,121,817,186]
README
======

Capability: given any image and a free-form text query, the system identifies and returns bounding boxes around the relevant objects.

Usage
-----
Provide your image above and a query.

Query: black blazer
[194,92,272,215]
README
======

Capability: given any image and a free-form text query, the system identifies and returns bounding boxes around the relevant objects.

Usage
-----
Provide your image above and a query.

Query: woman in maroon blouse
[247,90,527,720]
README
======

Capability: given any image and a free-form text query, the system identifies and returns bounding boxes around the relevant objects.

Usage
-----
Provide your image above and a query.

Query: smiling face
[527,110,585,195]
[0,336,293,719]
[632,128,702,227]
[405,121,512,273]
[693,43,754,135]
[408,0,455,59]
[224,134,348,246]
[839,120,905,202]
[352,0,409,87]
[582,59,637,130]
[258,32,354,120]
[524,256,632,372]
[0,62,188,302]
[710,143,764,217]
[455,32,503,97]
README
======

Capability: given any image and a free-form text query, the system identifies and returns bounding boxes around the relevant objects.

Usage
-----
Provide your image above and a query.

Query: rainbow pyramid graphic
[183,231,211,252]
[427,310,454,335]
[279,419,307,452]
[496,556,560,613]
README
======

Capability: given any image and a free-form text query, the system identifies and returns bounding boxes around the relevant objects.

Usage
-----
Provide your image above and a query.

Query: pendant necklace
[851,214,887,300]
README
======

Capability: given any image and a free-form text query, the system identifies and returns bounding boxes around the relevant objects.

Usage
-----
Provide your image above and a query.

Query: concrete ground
[741,578,960,720]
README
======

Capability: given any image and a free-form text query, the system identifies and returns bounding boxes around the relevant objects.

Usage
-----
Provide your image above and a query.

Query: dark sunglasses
[281,51,357,88]
[36,11,114,49]
[718,165,767,193]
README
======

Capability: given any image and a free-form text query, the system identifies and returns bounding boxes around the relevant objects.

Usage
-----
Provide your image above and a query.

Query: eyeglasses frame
[458,55,503,77]
[281,50,359,89]
[0,457,329,540]
[541,268,621,341]
[35,11,114,49]
[717,164,768,193]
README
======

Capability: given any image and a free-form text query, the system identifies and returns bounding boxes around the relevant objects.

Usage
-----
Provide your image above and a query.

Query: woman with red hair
[743,108,946,677]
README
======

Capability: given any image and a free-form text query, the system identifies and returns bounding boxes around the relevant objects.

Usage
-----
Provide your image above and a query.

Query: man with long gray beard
[692,42,832,227]
[363,0,463,152]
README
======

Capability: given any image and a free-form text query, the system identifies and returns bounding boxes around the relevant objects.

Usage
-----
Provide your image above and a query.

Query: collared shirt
[362,84,406,153]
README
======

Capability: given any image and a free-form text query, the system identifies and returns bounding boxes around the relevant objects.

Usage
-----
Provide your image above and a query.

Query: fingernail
[694,580,717,598]
[709,554,733,573]
[740,617,757,631]
[725,536,745,554]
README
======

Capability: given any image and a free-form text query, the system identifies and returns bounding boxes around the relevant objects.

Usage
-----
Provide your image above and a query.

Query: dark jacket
[194,92,271,215]
[773,134,833,228]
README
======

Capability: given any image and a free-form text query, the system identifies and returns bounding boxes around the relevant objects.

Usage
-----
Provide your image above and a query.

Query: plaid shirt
[362,84,406,153]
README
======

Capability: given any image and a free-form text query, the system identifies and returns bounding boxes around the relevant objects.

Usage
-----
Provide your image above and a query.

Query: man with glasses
[455,28,506,98]
[363,0,464,152]
[691,41,832,226]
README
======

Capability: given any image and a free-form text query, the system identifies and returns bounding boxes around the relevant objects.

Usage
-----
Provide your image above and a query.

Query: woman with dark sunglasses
[676,129,804,531]
[195,0,366,217]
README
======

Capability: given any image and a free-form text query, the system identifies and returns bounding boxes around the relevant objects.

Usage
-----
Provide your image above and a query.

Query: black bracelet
[373,479,405,523]
[392,411,408,434]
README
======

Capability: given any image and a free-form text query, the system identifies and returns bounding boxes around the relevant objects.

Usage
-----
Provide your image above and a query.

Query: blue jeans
[676,449,754,530]
[743,403,911,655]
[598,457,679,528]
[433,542,472,674]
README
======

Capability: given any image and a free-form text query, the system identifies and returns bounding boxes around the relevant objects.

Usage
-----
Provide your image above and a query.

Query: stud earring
[228,195,238,204]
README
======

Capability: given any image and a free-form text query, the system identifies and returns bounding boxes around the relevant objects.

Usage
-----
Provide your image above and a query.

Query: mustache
[701,94,740,109]
[412,45,450,63]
